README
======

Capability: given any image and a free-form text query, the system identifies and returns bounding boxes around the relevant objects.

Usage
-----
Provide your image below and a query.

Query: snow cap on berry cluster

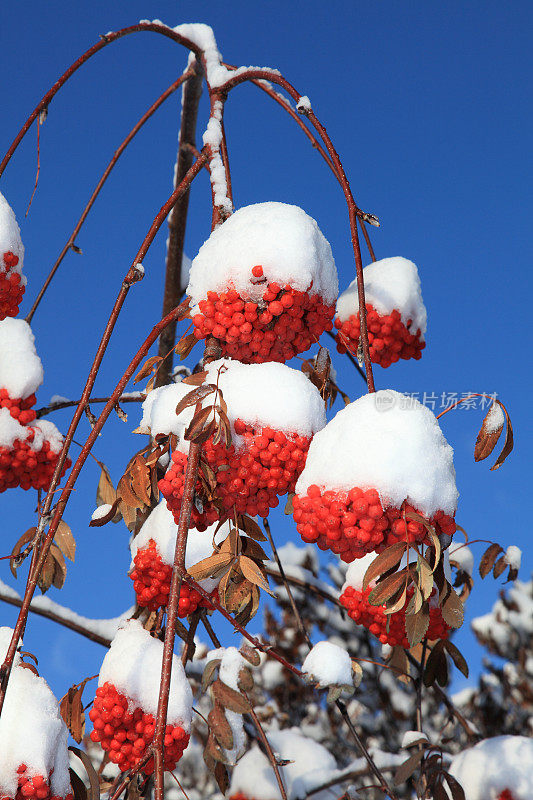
[0,630,70,798]
[130,500,234,591]
[296,389,458,517]
[336,257,427,338]
[229,729,337,800]
[187,202,338,312]
[0,319,44,399]
[0,409,65,451]
[0,192,25,278]
[301,641,354,687]
[448,735,533,800]
[139,358,327,447]
[98,620,193,728]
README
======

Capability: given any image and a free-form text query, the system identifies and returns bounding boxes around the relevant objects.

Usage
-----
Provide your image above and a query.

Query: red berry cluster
[0,388,37,425]
[229,794,249,800]
[89,682,189,774]
[159,420,311,529]
[130,539,217,614]
[0,252,25,321]
[0,428,70,493]
[191,266,335,363]
[293,485,456,562]
[334,305,425,368]
[0,765,73,800]
[498,791,515,800]
[339,585,450,647]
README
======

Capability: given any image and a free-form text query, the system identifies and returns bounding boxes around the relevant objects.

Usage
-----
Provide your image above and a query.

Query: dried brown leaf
[214,762,229,795]
[393,750,424,786]
[69,747,100,800]
[175,384,216,417]
[368,569,408,606]
[240,643,261,666]
[212,679,251,714]
[237,666,254,693]
[10,527,37,578]
[201,658,221,693]
[493,555,507,579]
[37,552,57,594]
[479,543,503,578]
[133,355,161,384]
[405,603,430,647]
[188,552,234,581]
[423,640,448,687]
[50,544,67,589]
[444,640,469,678]
[239,516,267,542]
[175,331,198,359]
[208,704,234,750]
[185,406,214,441]
[182,370,208,386]
[55,521,76,562]
[238,556,273,595]
[363,543,407,590]
[441,586,464,629]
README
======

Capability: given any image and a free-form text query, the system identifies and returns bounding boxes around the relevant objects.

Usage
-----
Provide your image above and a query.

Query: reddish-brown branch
[153,440,202,800]
[25,69,193,324]
[25,115,41,217]
[247,700,288,800]
[0,157,205,715]
[156,59,204,387]
[0,22,206,179]
[36,394,144,418]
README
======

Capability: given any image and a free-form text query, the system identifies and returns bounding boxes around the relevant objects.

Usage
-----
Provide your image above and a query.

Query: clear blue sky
[0,1,531,702]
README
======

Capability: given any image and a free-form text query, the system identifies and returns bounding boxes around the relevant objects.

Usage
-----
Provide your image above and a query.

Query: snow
[296,390,458,517]
[0,192,25,280]
[401,730,428,747]
[130,500,233,592]
[336,257,427,339]
[32,420,65,454]
[229,729,337,800]
[0,411,64,453]
[206,647,248,763]
[180,253,192,292]
[0,626,21,666]
[296,95,312,113]
[139,358,327,450]
[343,552,378,592]
[484,402,505,434]
[202,99,233,217]
[0,630,70,798]
[0,319,43,398]
[92,503,112,521]
[99,620,192,726]
[0,408,29,448]
[447,542,474,576]
[448,736,533,800]
[504,545,521,570]
[472,580,533,651]
[186,202,338,311]
[301,641,353,687]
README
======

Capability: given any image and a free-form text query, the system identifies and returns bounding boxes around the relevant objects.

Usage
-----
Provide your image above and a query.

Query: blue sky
[0,1,531,703]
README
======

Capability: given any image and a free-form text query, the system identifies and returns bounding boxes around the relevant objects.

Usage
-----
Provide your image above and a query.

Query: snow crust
[401,730,428,747]
[343,552,378,591]
[296,95,312,113]
[139,358,327,449]
[504,545,521,570]
[187,202,338,310]
[302,641,353,686]
[206,647,248,763]
[0,192,25,278]
[202,99,233,216]
[296,390,458,517]
[130,500,233,592]
[98,620,192,726]
[448,736,533,799]
[0,629,70,798]
[0,319,43,398]
[92,504,112,521]
[229,729,337,800]
[484,402,505,434]
[336,257,427,338]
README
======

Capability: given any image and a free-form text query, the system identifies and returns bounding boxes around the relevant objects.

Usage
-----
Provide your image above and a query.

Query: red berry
[334,304,425,368]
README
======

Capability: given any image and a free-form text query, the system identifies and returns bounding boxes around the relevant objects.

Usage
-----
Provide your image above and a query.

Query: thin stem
[325,330,367,383]
[181,610,201,666]
[416,640,428,735]
[35,394,144,418]
[153,440,201,800]
[25,115,41,217]
[25,69,192,323]
[156,58,204,386]
[0,22,206,178]
[199,609,221,648]
[247,700,288,800]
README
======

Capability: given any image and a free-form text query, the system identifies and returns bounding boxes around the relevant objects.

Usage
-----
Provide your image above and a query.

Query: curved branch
[25,68,194,323]
[36,394,144,419]
[0,22,205,179]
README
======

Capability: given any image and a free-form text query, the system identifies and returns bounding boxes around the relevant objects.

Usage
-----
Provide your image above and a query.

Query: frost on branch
[0,193,26,320]
[448,735,533,800]
[0,628,71,800]
[187,202,338,363]
[89,620,192,774]
[294,389,458,561]
[335,257,426,367]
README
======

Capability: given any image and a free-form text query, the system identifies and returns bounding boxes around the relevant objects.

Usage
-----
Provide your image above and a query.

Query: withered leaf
[441,586,464,629]
[88,499,120,528]
[116,474,144,510]
[423,640,447,687]
[443,773,466,800]
[240,643,261,666]
[96,464,117,508]
[362,543,406,590]
[433,781,450,800]
[225,578,254,615]
[214,762,229,795]
[130,457,151,506]
[368,569,408,606]
[493,555,507,579]
[479,543,503,578]
[393,750,424,786]
[211,679,251,714]
[188,552,233,581]
[201,658,221,693]
[239,516,267,542]
[69,747,100,800]
[185,406,214,441]
[208,704,234,750]
[175,331,198,359]
[10,527,37,578]
[238,556,273,595]
[284,493,294,515]
[182,370,208,386]
[55,521,76,562]
[405,603,430,648]
[241,537,268,562]
[417,556,434,601]
[50,544,67,589]
[69,768,88,800]
[133,355,161,384]
[237,666,254,693]
[384,583,408,615]
[175,384,216,417]
[474,399,513,471]
[444,640,469,678]
[205,731,229,765]
[388,645,411,684]
[38,551,57,594]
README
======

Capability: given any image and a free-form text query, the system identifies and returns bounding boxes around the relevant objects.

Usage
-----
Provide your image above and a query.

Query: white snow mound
[0,192,25,279]
[229,729,337,800]
[0,319,43,398]
[302,641,353,686]
[98,620,192,727]
[296,389,458,517]
[187,202,338,311]
[336,257,426,338]
[448,735,533,800]
[139,358,327,451]
[0,644,70,798]
[343,552,380,592]
[130,500,234,592]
